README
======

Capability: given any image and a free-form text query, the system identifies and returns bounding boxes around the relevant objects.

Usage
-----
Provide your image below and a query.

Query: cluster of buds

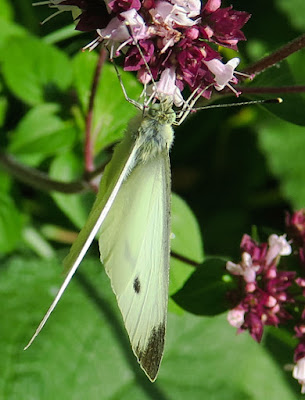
[292,310,305,394]
[226,234,294,342]
[226,210,305,394]
[40,0,251,105]
[286,209,305,393]
[286,209,305,269]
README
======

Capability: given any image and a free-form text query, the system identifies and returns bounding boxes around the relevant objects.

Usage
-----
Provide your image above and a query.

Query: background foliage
[0,0,305,398]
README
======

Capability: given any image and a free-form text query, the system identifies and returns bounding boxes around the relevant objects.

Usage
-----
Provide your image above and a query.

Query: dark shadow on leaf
[76,271,169,400]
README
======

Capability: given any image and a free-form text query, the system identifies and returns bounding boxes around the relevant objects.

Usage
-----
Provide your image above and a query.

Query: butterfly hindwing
[99,150,171,381]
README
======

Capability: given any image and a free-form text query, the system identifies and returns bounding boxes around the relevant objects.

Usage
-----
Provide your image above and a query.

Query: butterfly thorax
[134,100,175,164]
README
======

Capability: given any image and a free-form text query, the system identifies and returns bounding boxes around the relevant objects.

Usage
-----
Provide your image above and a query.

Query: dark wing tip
[136,323,166,382]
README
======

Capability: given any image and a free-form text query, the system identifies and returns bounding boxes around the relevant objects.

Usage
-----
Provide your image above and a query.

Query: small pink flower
[226,252,258,283]
[173,0,202,18]
[204,57,241,94]
[265,234,291,265]
[227,308,245,328]
[296,278,305,287]
[151,1,198,28]
[150,67,184,106]
[203,0,221,13]
[266,295,277,308]
[101,8,147,42]
[293,357,305,394]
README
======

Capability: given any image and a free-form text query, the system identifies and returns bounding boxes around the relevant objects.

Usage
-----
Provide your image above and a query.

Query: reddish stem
[243,34,305,76]
[171,251,201,267]
[84,47,108,173]
[236,85,305,95]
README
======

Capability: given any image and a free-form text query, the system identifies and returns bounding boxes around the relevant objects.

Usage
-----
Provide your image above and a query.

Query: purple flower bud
[203,0,221,14]
[244,312,264,342]
[108,0,141,14]
[201,6,251,50]
[286,210,305,245]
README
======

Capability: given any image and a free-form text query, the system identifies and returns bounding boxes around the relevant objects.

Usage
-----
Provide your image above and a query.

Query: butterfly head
[147,97,176,126]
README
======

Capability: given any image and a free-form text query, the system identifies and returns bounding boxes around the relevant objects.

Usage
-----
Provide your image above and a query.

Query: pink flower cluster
[43,0,250,104]
[285,210,305,393]
[293,312,305,394]
[286,209,305,269]
[226,211,305,394]
[226,234,294,342]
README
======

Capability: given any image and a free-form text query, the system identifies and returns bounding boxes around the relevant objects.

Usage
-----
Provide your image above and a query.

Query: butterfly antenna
[175,94,282,125]
[194,97,283,111]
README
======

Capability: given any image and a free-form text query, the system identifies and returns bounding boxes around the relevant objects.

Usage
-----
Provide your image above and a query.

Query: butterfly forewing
[99,150,171,381]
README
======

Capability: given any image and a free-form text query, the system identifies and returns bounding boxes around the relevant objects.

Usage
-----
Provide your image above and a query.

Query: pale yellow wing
[99,150,171,382]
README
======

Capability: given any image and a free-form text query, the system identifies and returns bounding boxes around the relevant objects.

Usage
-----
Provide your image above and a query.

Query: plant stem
[236,85,305,95]
[171,251,201,267]
[84,47,107,173]
[243,34,305,76]
[0,153,90,193]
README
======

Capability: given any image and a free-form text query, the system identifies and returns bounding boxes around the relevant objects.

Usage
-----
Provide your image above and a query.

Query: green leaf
[0,17,26,50]
[257,118,305,209]
[0,256,297,399]
[169,193,204,296]
[22,225,55,259]
[49,153,94,229]
[0,170,11,193]
[247,61,305,126]
[0,0,14,21]
[43,24,83,45]
[1,35,72,105]
[72,52,142,154]
[287,47,305,86]
[172,258,234,316]
[9,104,77,165]
[0,193,23,254]
[276,0,305,31]
[0,95,8,128]
[171,193,204,263]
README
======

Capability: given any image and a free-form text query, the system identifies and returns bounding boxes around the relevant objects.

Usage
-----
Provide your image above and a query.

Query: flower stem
[0,153,90,193]
[84,47,108,174]
[170,251,201,267]
[243,34,305,76]
[236,85,305,95]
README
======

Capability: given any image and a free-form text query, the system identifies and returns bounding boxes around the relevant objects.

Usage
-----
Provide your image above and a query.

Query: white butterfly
[25,96,177,381]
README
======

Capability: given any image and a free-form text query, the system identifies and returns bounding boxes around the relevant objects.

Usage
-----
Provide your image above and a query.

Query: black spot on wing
[133,277,141,294]
[136,323,166,382]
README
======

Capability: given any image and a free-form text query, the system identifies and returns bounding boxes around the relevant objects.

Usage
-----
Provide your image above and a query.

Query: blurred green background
[0,0,305,398]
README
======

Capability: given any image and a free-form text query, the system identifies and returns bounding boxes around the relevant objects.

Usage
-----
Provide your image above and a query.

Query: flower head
[286,209,305,271]
[226,233,294,342]
[41,0,251,105]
